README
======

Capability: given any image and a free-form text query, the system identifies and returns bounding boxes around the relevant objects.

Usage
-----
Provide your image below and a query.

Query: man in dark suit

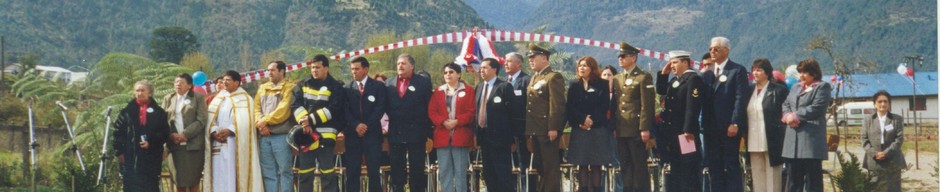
[505,52,534,191]
[344,57,387,192]
[385,53,433,192]
[700,36,750,192]
[655,50,705,192]
[610,42,655,192]
[524,44,566,192]
[476,58,517,192]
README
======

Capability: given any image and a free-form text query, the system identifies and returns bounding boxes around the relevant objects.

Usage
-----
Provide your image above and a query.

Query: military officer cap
[668,50,692,59]
[526,43,552,57]
[619,41,640,56]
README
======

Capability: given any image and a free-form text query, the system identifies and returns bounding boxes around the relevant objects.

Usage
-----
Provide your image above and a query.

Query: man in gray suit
[862,90,905,192]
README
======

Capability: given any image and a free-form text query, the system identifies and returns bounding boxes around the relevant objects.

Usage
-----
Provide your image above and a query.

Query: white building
[3,63,86,84]
[834,72,937,125]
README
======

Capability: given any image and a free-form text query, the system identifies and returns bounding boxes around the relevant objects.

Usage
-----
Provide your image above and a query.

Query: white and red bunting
[229,29,697,84]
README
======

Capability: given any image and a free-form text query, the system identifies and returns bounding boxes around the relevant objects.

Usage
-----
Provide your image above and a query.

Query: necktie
[358,82,364,96]
[508,75,513,84]
[478,83,489,128]
[757,88,762,95]
[398,78,407,98]
[358,82,364,116]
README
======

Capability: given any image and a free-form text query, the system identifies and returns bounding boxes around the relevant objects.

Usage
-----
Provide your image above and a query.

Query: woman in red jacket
[428,63,476,192]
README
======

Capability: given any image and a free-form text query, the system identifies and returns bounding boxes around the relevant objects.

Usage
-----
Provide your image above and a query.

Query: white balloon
[785,65,798,77]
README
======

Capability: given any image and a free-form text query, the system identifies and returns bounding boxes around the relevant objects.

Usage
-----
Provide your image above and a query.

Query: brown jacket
[610,67,655,137]
[525,67,567,135]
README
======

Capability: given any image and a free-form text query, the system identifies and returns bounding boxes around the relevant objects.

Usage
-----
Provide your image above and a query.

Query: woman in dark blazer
[565,56,611,192]
[161,73,209,192]
[745,59,789,192]
[780,58,832,192]
[862,90,905,192]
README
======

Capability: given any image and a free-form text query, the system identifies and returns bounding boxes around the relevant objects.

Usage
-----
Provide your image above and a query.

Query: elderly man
[525,44,566,192]
[701,36,750,192]
[204,71,264,192]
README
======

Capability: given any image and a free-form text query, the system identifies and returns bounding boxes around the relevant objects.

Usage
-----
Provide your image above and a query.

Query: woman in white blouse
[745,58,789,192]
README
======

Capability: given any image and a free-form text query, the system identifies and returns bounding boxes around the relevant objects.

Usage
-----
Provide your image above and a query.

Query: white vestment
[203,88,263,192]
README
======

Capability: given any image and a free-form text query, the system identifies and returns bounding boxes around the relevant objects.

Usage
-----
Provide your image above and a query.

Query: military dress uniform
[655,53,705,192]
[610,42,656,192]
[524,44,566,192]
[291,74,346,192]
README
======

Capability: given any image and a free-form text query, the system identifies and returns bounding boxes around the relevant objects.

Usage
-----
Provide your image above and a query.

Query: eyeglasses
[709,46,726,51]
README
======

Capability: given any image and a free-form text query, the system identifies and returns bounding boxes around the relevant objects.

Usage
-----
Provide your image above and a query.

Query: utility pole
[904,55,924,169]
[1,36,5,94]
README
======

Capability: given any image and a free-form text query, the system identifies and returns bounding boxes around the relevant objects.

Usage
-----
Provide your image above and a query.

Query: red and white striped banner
[221,29,695,88]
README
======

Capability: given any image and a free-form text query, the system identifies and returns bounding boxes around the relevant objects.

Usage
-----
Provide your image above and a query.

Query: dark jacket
[566,79,611,131]
[655,70,705,162]
[385,74,434,143]
[701,60,750,137]
[746,82,789,166]
[113,97,170,186]
[291,74,346,139]
[344,77,387,140]
[508,72,530,137]
[476,78,517,147]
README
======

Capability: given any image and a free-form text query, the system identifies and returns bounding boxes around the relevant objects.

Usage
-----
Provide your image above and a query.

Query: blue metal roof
[834,72,938,98]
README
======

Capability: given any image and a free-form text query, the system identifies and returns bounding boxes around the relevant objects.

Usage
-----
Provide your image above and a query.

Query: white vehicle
[828,102,875,126]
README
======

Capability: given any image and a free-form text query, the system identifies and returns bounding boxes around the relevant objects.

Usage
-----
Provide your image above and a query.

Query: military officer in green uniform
[655,50,705,192]
[610,42,656,192]
[524,44,566,192]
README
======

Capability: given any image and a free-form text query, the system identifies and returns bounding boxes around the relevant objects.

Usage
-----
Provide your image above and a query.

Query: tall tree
[149,26,200,64]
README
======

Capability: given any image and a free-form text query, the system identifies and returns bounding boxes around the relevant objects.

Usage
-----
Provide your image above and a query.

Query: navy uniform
[291,73,346,192]
[655,51,704,192]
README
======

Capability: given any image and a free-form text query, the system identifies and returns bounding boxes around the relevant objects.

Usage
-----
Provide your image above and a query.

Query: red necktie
[398,78,408,98]
[478,83,489,128]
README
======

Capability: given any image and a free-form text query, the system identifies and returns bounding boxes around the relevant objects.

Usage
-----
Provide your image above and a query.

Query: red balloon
[193,86,208,95]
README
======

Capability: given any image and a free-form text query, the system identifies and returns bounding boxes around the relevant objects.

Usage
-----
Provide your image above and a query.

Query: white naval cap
[668,50,692,59]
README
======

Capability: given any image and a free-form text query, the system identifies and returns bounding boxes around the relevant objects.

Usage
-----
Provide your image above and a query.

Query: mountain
[462,0,544,28]
[469,0,937,72]
[0,0,489,70]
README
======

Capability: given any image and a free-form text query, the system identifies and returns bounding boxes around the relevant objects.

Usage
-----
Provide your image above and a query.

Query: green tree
[17,53,40,72]
[149,26,199,64]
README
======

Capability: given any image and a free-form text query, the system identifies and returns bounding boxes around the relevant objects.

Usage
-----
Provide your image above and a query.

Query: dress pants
[530,135,561,192]
[345,135,383,192]
[703,134,742,192]
[785,159,823,192]
[482,142,515,192]
[390,142,427,192]
[617,137,650,192]
[749,152,783,192]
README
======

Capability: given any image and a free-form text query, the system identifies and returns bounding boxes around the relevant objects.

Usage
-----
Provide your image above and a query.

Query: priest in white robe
[203,71,263,192]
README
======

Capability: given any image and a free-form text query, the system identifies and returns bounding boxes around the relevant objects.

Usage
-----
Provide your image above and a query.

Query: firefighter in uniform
[291,55,346,192]
[655,50,705,192]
